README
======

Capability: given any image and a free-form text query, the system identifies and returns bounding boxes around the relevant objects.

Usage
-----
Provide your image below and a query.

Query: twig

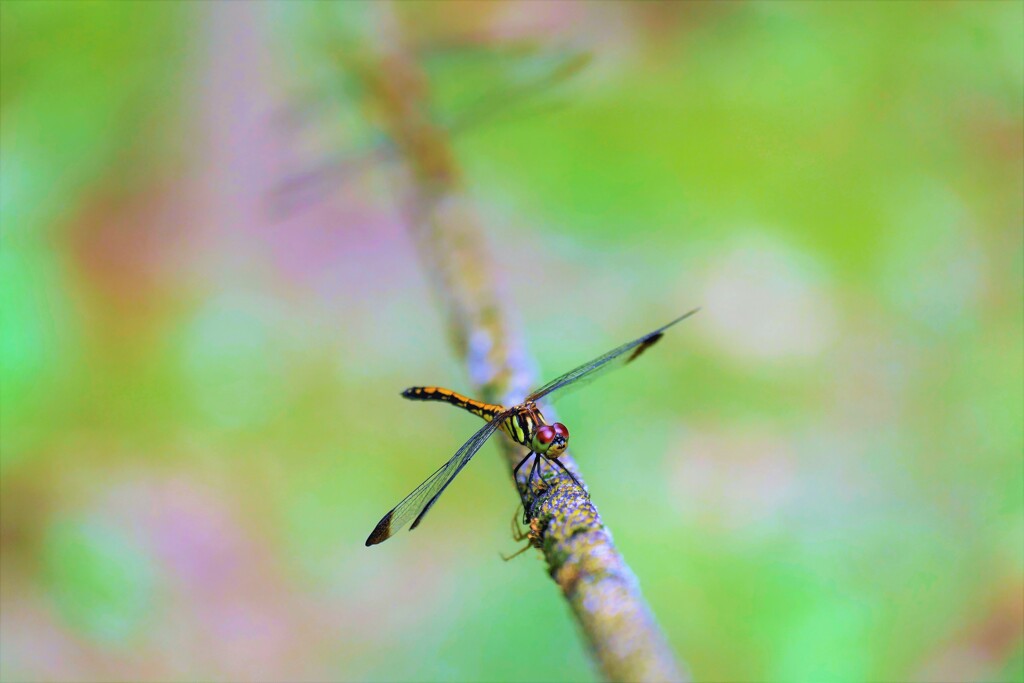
[348,10,689,682]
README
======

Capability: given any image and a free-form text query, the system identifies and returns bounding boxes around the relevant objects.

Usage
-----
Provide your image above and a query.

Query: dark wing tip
[365,511,394,547]
[626,332,664,364]
[625,307,700,364]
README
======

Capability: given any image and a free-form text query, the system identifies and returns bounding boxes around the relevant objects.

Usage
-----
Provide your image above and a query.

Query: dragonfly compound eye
[551,423,569,439]
[535,425,555,447]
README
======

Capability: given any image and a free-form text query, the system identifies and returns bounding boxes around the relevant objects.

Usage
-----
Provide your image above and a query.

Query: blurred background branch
[345,7,688,682]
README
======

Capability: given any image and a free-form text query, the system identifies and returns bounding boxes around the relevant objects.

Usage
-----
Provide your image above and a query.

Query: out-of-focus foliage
[1,2,1021,682]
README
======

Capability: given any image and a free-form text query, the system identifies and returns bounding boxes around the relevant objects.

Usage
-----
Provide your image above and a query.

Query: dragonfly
[365,308,699,546]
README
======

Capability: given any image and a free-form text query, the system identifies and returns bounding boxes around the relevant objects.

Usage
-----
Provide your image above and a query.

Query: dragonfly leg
[512,451,533,485]
[502,505,532,561]
[523,454,541,523]
[500,542,533,562]
[551,457,588,497]
[513,451,535,509]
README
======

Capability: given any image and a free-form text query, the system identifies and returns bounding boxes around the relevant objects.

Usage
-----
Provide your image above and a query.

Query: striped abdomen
[401,387,545,448]
[401,386,506,422]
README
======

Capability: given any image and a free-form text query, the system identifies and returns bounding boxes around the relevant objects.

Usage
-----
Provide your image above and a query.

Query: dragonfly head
[533,422,569,458]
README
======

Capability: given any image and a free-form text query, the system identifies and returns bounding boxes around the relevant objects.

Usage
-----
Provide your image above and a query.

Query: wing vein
[365,408,516,546]
[525,308,699,404]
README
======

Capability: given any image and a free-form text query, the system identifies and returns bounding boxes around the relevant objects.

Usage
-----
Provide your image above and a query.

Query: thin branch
[348,10,689,683]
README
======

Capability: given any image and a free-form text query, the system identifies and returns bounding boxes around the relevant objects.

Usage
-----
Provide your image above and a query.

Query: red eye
[552,423,569,438]
[536,425,555,444]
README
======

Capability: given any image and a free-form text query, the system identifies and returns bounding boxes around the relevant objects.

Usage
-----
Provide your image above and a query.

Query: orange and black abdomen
[401,386,505,422]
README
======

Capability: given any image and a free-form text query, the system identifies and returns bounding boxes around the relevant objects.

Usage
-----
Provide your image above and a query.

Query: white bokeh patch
[699,236,836,362]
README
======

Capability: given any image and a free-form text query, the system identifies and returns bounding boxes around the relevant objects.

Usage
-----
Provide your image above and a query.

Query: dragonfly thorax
[533,422,569,459]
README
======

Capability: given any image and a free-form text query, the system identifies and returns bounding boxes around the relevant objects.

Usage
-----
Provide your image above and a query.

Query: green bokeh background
[1,2,1021,681]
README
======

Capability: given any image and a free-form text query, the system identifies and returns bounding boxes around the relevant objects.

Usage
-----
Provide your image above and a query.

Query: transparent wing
[271,50,589,219]
[525,308,699,404]
[365,409,515,546]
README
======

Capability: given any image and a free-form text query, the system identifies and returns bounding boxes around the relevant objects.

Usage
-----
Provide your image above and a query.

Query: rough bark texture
[349,10,688,682]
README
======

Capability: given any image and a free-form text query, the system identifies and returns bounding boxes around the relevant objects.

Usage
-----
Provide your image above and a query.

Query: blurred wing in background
[271,48,590,218]
[365,409,514,546]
